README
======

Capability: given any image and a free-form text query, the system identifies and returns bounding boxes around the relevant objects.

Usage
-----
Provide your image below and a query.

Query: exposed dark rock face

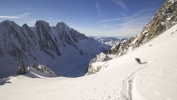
[35,21,61,57]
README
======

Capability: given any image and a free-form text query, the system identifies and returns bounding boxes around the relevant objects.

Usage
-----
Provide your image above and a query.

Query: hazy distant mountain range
[91,36,129,46]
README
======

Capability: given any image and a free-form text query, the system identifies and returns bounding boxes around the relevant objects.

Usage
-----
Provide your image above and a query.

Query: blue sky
[0,0,165,36]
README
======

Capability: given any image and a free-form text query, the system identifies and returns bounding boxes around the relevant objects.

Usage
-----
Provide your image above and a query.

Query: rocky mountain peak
[56,21,71,34]
[22,23,28,28]
[56,21,69,28]
[0,20,21,31]
[35,20,50,27]
[1,20,16,26]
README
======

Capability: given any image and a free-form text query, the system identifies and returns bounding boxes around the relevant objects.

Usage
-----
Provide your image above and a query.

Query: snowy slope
[0,22,177,100]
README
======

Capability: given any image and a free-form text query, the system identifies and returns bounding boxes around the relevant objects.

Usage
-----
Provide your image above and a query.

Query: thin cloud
[119,12,127,16]
[99,7,157,23]
[98,17,127,23]
[98,7,159,36]
[23,7,38,11]
[44,12,60,16]
[43,11,69,18]
[111,0,128,11]
[19,13,33,17]
[96,1,101,16]
[0,16,19,19]
[101,24,115,29]
[100,23,124,29]
[0,13,32,19]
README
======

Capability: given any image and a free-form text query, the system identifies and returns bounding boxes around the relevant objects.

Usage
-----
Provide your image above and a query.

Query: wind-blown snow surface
[1,24,177,100]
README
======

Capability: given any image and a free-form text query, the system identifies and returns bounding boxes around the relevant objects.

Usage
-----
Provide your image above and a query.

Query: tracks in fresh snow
[120,66,147,100]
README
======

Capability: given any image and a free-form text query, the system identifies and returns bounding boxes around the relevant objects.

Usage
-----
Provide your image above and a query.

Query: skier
[135,58,141,64]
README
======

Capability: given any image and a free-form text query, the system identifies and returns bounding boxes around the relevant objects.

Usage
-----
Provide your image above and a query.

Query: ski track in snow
[120,66,147,100]
[153,90,171,100]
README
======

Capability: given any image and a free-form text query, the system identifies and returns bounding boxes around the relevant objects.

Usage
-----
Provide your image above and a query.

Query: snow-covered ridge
[0,20,109,78]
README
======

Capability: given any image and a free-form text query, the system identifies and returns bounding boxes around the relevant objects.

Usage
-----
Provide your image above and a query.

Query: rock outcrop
[16,62,26,75]
[28,64,57,77]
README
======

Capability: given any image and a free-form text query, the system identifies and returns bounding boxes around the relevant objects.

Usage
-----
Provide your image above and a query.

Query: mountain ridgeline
[110,0,177,56]
[0,20,109,77]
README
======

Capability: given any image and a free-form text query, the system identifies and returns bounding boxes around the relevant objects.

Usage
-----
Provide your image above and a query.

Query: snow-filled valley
[1,21,177,100]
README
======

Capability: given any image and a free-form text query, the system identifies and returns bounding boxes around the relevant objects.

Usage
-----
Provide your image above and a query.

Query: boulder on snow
[87,64,102,75]
[16,62,26,75]
[28,64,57,77]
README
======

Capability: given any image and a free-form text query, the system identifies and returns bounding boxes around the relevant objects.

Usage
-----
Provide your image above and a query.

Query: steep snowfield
[0,24,177,100]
